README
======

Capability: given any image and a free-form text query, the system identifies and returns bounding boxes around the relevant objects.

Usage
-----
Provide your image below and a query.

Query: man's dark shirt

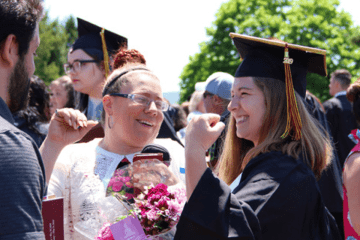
[323,94,357,168]
[0,97,46,239]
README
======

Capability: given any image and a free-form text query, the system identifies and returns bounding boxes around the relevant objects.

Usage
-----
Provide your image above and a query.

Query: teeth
[139,120,153,126]
[237,116,248,123]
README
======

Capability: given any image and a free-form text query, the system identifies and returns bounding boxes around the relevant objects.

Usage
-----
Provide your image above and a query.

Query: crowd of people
[1,0,360,240]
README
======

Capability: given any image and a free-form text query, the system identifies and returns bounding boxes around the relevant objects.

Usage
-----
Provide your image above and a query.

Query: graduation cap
[230,33,327,140]
[71,18,128,78]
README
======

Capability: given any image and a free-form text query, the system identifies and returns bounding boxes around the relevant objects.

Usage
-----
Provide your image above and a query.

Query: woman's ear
[103,95,113,116]
[0,34,19,68]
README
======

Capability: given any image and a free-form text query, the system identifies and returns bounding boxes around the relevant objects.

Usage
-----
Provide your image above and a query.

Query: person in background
[65,18,127,121]
[49,75,75,116]
[306,90,344,239]
[181,101,190,117]
[112,48,146,69]
[323,69,357,168]
[342,79,360,238]
[157,100,185,147]
[169,103,188,143]
[0,1,97,238]
[202,72,234,169]
[175,34,340,239]
[171,103,188,133]
[186,90,206,123]
[13,75,51,146]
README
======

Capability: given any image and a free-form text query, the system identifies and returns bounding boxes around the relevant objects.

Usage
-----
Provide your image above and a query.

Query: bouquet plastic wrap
[95,157,186,240]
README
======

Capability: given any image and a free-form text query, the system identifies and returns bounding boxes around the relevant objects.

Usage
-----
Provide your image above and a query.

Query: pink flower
[167,199,183,215]
[148,193,162,205]
[146,208,160,221]
[145,183,169,200]
[125,192,135,200]
[96,222,114,240]
[112,181,124,192]
[168,187,186,204]
[155,198,169,212]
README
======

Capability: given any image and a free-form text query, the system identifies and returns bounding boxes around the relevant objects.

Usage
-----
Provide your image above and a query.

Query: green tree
[34,13,77,85]
[179,0,360,102]
[65,15,78,49]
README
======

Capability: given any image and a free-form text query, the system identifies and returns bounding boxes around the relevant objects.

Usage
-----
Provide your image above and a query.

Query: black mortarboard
[231,33,327,98]
[230,33,327,140]
[72,18,127,60]
[71,18,127,78]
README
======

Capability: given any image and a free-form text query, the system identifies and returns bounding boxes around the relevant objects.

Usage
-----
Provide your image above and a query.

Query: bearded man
[0,1,97,238]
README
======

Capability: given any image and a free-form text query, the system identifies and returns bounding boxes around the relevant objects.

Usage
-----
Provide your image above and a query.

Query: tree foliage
[179,0,360,102]
[34,12,77,85]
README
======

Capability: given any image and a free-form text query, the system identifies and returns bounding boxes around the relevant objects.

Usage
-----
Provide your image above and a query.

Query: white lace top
[48,138,184,240]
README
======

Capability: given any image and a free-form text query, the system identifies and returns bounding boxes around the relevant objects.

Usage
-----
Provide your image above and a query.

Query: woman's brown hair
[218,77,332,184]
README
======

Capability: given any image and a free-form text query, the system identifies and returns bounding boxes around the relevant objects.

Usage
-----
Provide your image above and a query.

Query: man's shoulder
[323,97,340,106]
[323,97,342,112]
[0,115,38,148]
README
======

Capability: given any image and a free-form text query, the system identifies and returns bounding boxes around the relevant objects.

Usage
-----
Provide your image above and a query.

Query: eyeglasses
[63,60,99,74]
[110,93,169,111]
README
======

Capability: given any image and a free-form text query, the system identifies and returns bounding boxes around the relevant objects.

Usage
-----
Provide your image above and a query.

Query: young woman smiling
[174,34,341,239]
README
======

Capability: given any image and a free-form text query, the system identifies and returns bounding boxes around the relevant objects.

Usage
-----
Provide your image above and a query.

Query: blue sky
[44,0,360,96]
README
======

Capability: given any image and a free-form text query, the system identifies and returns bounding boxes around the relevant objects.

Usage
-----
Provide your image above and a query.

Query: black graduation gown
[174,151,341,240]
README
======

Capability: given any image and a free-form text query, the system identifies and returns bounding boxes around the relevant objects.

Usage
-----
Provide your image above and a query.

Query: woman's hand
[47,108,98,146]
[185,113,225,156]
[40,108,98,183]
[184,114,225,200]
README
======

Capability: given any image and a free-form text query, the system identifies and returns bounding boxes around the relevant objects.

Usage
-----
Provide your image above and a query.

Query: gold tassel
[281,44,302,140]
[100,28,110,79]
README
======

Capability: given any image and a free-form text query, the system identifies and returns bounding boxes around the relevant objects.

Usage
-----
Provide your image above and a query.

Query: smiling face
[67,49,105,98]
[109,71,164,148]
[228,77,266,146]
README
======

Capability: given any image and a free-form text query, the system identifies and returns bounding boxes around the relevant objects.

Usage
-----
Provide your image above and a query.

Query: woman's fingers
[54,108,89,130]
[186,113,226,152]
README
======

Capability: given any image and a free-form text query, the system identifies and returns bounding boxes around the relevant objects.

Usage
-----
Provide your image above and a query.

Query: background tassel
[100,28,110,79]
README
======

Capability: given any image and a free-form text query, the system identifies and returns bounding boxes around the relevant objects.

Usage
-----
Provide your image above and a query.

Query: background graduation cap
[230,33,327,140]
[71,18,128,78]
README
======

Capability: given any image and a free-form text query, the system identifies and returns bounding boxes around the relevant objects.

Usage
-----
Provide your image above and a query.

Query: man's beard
[8,57,31,113]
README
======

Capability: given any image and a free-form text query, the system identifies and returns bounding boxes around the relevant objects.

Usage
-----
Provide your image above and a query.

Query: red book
[42,196,64,240]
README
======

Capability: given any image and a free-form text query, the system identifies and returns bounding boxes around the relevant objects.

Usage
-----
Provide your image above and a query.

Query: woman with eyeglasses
[48,61,184,239]
[64,18,127,121]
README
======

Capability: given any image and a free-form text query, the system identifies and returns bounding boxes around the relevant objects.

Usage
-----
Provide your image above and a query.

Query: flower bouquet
[96,158,186,240]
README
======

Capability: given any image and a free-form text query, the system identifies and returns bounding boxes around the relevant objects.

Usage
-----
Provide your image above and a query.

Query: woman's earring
[108,115,114,129]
